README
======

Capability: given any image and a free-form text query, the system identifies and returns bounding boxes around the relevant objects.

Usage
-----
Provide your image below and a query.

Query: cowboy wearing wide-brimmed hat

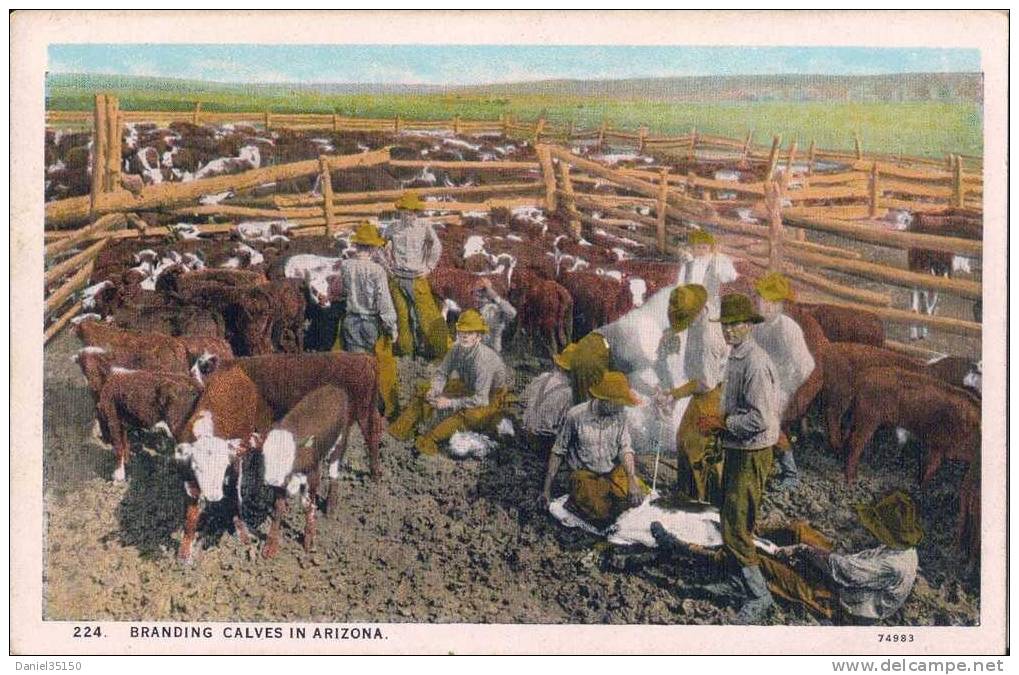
[695,292,782,623]
[388,309,510,457]
[337,222,401,416]
[751,271,816,491]
[656,284,731,505]
[774,490,924,621]
[339,222,398,353]
[680,228,738,319]
[540,371,647,527]
[385,191,446,358]
[521,343,578,455]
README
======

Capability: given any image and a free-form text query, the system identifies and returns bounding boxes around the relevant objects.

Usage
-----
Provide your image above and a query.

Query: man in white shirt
[752,272,816,490]
[679,229,739,319]
[521,343,576,455]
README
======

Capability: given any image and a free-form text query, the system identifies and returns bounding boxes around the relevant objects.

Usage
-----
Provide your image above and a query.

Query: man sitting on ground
[539,371,646,528]
[388,309,510,456]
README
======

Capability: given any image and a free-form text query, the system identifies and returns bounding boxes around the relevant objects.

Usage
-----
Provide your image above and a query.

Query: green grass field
[46,83,982,160]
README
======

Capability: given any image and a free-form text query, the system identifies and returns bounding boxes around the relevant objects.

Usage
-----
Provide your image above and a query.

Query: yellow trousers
[675,387,724,505]
[567,464,649,528]
[389,275,449,360]
[389,378,508,455]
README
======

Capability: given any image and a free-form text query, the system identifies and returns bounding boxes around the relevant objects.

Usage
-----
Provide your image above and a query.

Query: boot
[774,450,799,491]
[414,414,465,457]
[735,565,775,624]
[388,397,424,441]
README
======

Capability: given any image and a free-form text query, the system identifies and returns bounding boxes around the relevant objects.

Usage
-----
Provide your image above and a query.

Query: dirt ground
[43,327,979,625]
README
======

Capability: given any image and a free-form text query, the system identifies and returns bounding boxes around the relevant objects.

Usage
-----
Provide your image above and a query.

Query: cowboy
[520,343,577,455]
[385,192,446,357]
[776,490,923,622]
[339,222,398,353]
[388,309,509,456]
[752,271,815,490]
[679,229,739,318]
[473,277,517,353]
[539,371,646,528]
[695,292,782,623]
[567,332,613,404]
[655,284,730,504]
[652,491,923,623]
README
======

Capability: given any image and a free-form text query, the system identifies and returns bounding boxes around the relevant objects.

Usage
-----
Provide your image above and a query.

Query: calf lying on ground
[257,385,351,558]
[842,366,980,484]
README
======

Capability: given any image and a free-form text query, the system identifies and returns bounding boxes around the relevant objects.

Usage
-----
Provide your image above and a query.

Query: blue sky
[48,45,981,85]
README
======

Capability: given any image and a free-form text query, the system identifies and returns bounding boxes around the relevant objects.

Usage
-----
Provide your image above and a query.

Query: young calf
[842,366,980,484]
[96,369,203,481]
[258,385,351,558]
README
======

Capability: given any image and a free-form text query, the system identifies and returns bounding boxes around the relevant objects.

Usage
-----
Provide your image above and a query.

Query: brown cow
[842,366,980,484]
[257,385,352,558]
[96,369,203,481]
[173,352,384,563]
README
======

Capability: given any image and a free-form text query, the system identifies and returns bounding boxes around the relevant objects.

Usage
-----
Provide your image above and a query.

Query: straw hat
[688,229,716,246]
[350,221,386,248]
[754,271,795,302]
[668,284,708,332]
[553,343,578,371]
[395,192,427,211]
[455,309,489,334]
[714,293,764,325]
[588,371,640,407]
[855,490,925,549]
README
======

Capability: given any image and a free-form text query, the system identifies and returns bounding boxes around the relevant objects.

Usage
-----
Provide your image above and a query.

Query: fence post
[807,139,816,176]
[319,155,336,236]
[453,114,462,135]
[533,117,546,145]
[638,125,648,154]
[766,180,784,272]
[264,110,271,130]
[656,168,669,254]
[536,144,557,213]
[90,94,109,212]
[500,113,508,136]
[566,119,575,142]
[193,101,201,126]
[953,154,964,208]
[765,134,782,181]
[741,129,753,163]
[686,169,698,199]
[688,127,697,161]
[394,115,401,133]
[556,159,581,239]
[853,132,862,160]
[333,113,340,133]
[105,95,121,195]
[782,138,798,190]
[868,162,880,219]
[598,120,607,147]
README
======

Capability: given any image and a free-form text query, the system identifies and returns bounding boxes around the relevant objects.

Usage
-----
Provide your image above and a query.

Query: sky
[48,45,981,85]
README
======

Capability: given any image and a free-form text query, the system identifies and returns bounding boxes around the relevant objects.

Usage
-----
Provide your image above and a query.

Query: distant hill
[46,71,982,104]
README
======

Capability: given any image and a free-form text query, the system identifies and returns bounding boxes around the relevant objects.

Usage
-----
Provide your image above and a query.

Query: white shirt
[684,312,729,391]
[752,313,816,414]
[829,546,919,620]
[521,370,573,436]
[680,253,738,319]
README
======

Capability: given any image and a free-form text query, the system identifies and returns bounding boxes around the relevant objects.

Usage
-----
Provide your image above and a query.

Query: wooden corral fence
[44,96,983,357]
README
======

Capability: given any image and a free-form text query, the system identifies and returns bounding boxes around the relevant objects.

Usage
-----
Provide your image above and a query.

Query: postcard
[10,9,1008,656]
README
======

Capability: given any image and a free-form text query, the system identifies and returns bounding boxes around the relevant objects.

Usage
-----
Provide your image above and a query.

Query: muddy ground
[43,326,978,625]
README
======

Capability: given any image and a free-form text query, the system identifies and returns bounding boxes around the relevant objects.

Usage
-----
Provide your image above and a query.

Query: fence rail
[43,97,983,352]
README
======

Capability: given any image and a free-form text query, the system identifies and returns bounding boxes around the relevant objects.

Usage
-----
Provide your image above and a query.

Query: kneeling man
[540,371,646,528]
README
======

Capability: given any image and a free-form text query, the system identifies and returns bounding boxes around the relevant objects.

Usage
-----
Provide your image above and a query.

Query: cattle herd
[47,122,983,606]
